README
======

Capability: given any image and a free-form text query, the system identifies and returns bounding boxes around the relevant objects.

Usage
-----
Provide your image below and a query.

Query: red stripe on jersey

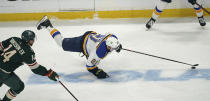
[8,90,16,97]
[28,62,37,66]
[45,70,53,77]
[0,42,3,49]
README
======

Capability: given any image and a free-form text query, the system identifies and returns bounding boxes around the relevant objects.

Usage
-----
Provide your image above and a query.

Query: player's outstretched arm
[28,62,59,81]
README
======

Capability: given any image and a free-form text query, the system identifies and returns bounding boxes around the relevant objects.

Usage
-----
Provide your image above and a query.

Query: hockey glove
[45,69,59,81]
[188,0,197,5]
[116,44,122,53]
[88,67,109,79]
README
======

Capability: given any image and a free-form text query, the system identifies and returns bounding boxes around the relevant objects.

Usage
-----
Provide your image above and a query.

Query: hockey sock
[48,28,60,38]
[3,90,17,101]
[152,6,163,20]
[48,28,64,47]
[193,4,203,17]
[152,1,168,20]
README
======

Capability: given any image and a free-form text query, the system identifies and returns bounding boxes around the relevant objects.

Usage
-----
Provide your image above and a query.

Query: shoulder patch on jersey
[96,41,108,58]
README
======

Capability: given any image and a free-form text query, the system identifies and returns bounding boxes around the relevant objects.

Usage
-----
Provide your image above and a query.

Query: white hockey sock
[193,4,203,17]
[48,27,64,47]
[152,1,168,20]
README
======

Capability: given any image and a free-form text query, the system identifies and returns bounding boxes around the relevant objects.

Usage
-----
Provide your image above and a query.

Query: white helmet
[106,36,120,50]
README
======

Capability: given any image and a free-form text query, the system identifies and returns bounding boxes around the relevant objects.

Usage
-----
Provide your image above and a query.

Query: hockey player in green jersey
[0,30,59,101]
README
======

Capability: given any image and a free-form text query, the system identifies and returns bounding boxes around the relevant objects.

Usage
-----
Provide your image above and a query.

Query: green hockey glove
[45,69,59,81]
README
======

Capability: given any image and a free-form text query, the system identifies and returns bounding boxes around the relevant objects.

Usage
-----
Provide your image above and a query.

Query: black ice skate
[198,16,206,26]
[36,16,53,30]
[146,18,156,29]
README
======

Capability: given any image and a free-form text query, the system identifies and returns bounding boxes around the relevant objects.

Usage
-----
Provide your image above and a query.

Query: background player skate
[146,0,207,29]
[0,30,59,101]
[37,16,122,79]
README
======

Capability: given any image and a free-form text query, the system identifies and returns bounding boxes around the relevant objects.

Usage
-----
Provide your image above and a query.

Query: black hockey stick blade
[191,64,199,69]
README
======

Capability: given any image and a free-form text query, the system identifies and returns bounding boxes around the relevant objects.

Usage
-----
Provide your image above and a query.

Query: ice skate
[198,16,206,26]
[36,16,53,30]
[146,18,156,29]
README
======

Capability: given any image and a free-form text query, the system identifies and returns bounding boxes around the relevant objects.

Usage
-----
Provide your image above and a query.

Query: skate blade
[36,16,49,29]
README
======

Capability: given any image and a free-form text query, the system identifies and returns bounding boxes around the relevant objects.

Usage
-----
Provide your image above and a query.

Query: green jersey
[0,37,37,73]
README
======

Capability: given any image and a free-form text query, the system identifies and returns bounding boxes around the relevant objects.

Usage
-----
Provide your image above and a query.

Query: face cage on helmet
[107,45,120,52]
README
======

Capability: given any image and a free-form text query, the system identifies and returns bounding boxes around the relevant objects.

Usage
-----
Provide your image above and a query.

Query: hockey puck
[191,67,196,69]
[191,64,199,69]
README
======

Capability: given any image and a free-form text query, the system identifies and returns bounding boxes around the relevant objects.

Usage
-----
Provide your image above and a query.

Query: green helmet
[21,30,36,43]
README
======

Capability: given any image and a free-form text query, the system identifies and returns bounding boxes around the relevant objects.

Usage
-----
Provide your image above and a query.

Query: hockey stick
[195,2,210,14]
[122,48,199,69]
[57,78,79,101]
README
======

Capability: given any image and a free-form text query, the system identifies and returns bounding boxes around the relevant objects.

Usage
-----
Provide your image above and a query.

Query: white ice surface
[0,17,210,101]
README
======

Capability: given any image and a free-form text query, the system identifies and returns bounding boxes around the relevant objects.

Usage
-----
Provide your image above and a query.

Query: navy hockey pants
[62,36,83,52]
[62,31,92,53]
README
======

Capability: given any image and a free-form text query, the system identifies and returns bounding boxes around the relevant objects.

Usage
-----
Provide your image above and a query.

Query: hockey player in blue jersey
[146,0,206,29]
[36,16,122,79]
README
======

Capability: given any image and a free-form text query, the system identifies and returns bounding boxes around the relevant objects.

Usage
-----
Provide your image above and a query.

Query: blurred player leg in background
[188,0,206,26]
[146,0,206,29]
[146,0,170,29]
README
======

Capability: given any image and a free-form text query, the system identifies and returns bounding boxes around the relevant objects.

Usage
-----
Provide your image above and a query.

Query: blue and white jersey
[83,32,118,70]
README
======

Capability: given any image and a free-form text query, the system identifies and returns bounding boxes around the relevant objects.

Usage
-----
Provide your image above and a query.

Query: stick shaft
[58,80,79,101]
[196,3,210,14]
[122,48,194,66]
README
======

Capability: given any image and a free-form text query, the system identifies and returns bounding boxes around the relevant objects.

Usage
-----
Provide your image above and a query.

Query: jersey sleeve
[86,51,101,70]
[23,52,40,70]
[24,52,48,76]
